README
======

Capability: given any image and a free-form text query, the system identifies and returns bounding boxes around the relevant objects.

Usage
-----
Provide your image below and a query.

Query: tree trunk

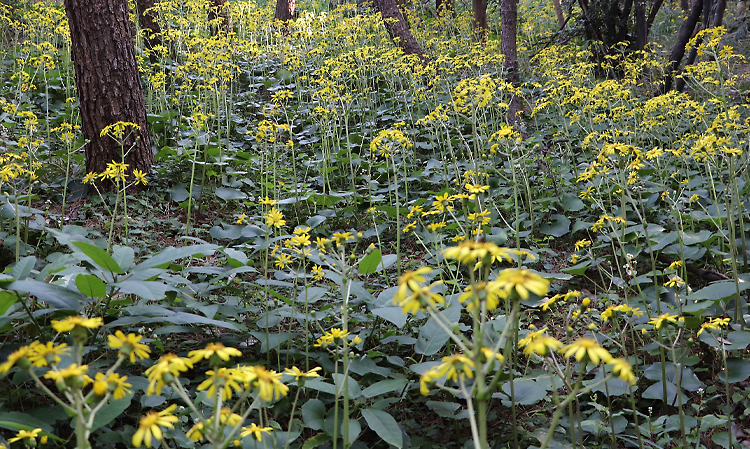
[661,0,703,93]
[501,0,520,124]
[274,0,297,22]
[635,1,647,50]
[373,0,428,61]
[436,0,454,16]
[208,0,229,34]
[63,0,153,190]
[135,0,162,64]
[552,0,565,28]
[472,0,488,43]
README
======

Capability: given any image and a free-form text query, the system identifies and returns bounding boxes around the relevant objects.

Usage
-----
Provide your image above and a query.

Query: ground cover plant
[0,0,749,448]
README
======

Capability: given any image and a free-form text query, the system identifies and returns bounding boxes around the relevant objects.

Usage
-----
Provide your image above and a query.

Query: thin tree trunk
[661,0,703,93]
[501,0,520,124]
[136,0,163,64]
[552,0,565,28]
[436,0,454,16]
[63,0,153,190]
[646,0,664,32]
[472,0,488,43]
[274,0,297,22]
[676,0,726,91]
[208,0,228,35]
[635,0,647,50]
[373,0,428,61]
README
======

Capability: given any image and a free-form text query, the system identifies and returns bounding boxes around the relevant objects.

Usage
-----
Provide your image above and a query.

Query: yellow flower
[394,267,433,304]
[560,338,613,364]
[609,358,636,385]
[0,344,34,373]
[51,316,103,333]
[518,327,563,356]
[259,196,278,206]
[252,366,289,401]
[397,283,445,315]
[697,317,730,336]
[600,304,644,321]
[83,172,98,184]
[311,264,325,281]
[265,208,286,228]
[427,222,446,232]
[236,213,247,224]
[430,353,475,382]
[8,428,41,444]
[188,342,242,363]
[27,341,69,367]
[315,237,330,253]
[186,422,205,441]
[44,363,88,384]
[275,253,292,268]
[108,331,151,362]
[332,231,353,244]
[132,404,178,448]
[196,368,243,401]
[458,281,505,312]
[315,328,350,347]
[574,239,592,251]
[133,169,148,185]
[663,276,685,288]
[494,268,549,300]
[402,221,417,233]
[284,366,322,380]
[467,209,491,225]
[240,423,273,441]
[480,347,505,367]
[442,241,519,266]
[145,354,193,395]
[94,372,132,400]
[465,184,489,193]
[648,312,679,329]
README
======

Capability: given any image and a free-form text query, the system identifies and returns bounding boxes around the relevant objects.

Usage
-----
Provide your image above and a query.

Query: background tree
[63,0,153,189]
[501,0,520,124]
[274,0,297,22]
[372,0,428,61]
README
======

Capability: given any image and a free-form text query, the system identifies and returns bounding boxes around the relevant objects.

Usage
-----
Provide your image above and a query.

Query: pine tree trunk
[373,0,428,61]
[63,0,153,190]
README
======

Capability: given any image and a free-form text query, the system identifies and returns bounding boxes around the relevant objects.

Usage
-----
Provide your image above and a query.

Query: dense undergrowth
[1,0,750,448]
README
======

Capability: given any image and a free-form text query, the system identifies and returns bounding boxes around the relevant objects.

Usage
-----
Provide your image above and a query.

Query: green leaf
[111,246,134,271]
[11,256,35,280]
[301,399,326,430]
[361,379,409,398]
[112,280,172,301]
[724,358,750,383]
[501,378,547,405]
[216,187,247,200]
[416,299,461,355]
[686,279,750,302]
[133,244,218,271]
[359,248,382,275]
[642,381,688,406]
[7,280,84,311]
[561,260,592,275]
[0,291,18,315]
[91,390,135,431]
[301,433,331,449]
[372,307,407,328]
[539,214,571,237]
[75,274,106,298]
[0,411,55,435]
[72,241,124,275]
[561,193,585,212]
[362,408,402,449]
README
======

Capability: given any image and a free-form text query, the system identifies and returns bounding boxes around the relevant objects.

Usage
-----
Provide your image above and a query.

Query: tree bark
[208,0,229,35]
[63,0,153,189]
[661,0,703,93]
[635,0,647,50]
[274,0,297,22]
[472,0,488,43]
[501,0,520,124]
[373,0,428,61]
[135,0,162,64]
[552,0,565,28]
